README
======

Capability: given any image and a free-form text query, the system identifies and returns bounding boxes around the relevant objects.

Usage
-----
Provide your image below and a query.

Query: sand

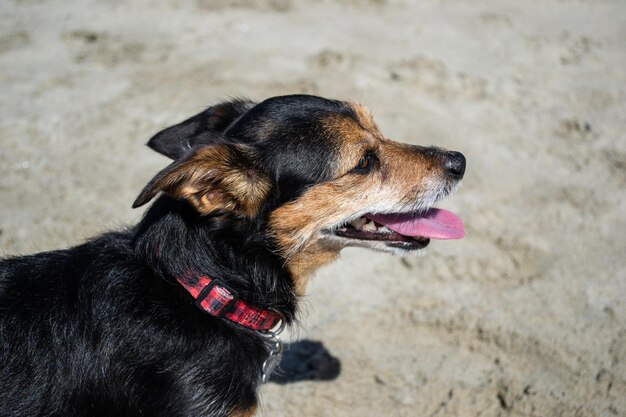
[1,0,625,415]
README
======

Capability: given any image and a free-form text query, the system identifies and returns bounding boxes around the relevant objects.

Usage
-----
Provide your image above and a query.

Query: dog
[0,94,465,417]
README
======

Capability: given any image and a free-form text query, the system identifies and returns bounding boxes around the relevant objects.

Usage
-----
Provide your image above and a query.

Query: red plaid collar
[176,274,282,332]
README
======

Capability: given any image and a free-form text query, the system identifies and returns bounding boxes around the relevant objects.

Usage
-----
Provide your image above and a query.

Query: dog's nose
[443,151,466,180]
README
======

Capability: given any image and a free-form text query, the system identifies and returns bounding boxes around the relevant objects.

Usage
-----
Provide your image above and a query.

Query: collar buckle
[194,279,238,318]
[178,273,284,331]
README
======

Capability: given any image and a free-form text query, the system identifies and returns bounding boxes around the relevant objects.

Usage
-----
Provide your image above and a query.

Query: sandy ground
[1,0,625,415]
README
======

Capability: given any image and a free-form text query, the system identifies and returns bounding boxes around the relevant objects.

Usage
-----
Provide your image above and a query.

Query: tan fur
[287,245,339,295]
[135,145,270,217]
[228,404,257,417]
[351,103,380,132]
[269,106,447,292]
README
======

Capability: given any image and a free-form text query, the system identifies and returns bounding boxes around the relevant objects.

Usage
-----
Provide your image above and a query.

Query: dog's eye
[353,153,377,174]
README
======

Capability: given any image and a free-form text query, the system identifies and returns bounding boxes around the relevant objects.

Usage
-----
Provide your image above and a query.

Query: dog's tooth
[362,220,377,231]
[378,225,392,233]
[351,217,367,228]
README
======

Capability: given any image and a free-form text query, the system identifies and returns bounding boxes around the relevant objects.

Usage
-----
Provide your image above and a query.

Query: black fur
[0,95,355,417]
[147,99,255,160]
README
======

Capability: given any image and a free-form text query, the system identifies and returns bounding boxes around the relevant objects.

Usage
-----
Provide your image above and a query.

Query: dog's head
[134,95,465,292]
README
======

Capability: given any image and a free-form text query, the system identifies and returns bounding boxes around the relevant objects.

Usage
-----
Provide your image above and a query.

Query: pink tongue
[366,208,464,240]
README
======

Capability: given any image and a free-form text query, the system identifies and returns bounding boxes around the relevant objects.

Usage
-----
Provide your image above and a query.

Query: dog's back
[0,233,139,416]
[0,232,262,417]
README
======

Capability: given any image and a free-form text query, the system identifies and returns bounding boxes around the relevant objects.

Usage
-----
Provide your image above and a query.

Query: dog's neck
[132,196,298,324]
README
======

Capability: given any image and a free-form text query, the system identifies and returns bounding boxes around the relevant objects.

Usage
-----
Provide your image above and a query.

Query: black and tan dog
[0,95,465,417]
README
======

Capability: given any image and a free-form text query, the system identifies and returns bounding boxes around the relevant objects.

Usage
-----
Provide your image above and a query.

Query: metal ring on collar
[260,309,286,336]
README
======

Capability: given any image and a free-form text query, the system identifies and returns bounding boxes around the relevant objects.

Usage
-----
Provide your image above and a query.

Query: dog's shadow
[269,340,341,384]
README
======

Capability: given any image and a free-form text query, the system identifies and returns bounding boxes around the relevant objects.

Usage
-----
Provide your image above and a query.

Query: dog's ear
[147,99,256,160]
[133,144,270,217]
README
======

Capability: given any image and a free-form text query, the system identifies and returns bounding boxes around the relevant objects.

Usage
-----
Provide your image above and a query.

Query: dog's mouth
[332,208,464,251]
